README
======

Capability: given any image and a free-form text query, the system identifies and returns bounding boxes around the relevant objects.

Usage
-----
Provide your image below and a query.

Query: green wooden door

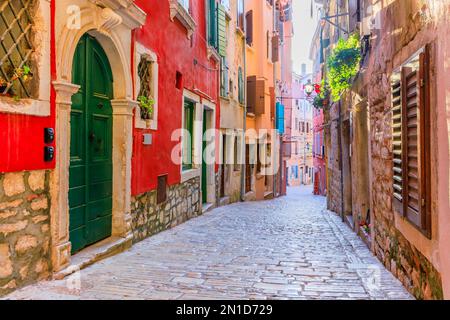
[202,109,208,204]
[69,34,114,254]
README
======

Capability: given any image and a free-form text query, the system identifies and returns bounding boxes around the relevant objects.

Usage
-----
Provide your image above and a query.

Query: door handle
[97,103,104,109]
[89,133,96,142]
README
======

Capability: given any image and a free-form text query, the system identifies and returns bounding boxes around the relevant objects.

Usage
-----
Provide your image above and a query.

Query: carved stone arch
[50,1,144,274]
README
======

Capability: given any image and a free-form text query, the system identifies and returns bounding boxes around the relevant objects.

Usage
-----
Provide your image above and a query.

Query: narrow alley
[4,187,412,300]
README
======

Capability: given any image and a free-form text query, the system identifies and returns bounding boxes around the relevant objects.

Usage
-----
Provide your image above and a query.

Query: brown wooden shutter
[246,10,253,46]
[392,79,403,214]
[272,35,279,63]
[255,79,266,115]
[419,45,431,236]
[400,66,421,226]
[247,75,256,114]
[269,86,275,119]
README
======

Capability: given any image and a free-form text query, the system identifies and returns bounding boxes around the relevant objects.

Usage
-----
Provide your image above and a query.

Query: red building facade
[0,0,219,295]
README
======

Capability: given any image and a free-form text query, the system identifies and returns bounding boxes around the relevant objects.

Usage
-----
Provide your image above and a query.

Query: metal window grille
[0,0,35,97]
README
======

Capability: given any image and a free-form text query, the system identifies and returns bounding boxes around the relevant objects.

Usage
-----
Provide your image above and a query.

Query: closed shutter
[419,45,431,235]
[269,86,275,119]
[272,35,279,62]
[218,3,227,57]
[246,10,253,46]
[255,79,265,115]
[237,0,244,30]
[247,75,256,114]
[220,57,229,97]
[238,67,244,104]
[208,0,218,48]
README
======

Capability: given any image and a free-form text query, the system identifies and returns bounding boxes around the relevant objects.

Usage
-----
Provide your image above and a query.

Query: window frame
[390,45,432,238]
[134,42,159,130]
[0,0,51,117]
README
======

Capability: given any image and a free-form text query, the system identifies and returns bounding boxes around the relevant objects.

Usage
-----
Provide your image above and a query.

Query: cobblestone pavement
[5,186,413,300]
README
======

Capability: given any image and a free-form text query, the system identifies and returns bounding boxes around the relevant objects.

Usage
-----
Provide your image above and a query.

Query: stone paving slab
[4,186,413,300]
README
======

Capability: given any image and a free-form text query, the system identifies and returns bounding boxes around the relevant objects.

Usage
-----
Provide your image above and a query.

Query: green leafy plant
[312,80,330,110]
[327,33,361,102]
[138,95,155,120]
[0,64,33,100]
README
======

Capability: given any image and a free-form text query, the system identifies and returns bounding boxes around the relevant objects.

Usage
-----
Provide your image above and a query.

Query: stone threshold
[202,202,215,214]
[344,214,355,230]
[243,191,255,201]
[53,236,132,280]
[264,191,274,200]
[219,196,230,206]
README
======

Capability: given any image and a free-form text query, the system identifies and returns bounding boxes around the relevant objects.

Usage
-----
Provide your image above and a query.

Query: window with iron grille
[138,55,154,120]
[0,0,38,99]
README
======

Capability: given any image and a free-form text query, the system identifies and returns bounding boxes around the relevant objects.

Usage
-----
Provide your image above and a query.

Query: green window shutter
[220,57,229,97]
[238,67,244,104]
[218,3,227,56]
[183,101,194,170]
[208,0,218,48]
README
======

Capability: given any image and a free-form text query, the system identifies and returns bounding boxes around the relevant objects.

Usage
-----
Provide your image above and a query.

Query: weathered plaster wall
[132,0,220,195]
[0,170,51,296]
[366,0,447,299]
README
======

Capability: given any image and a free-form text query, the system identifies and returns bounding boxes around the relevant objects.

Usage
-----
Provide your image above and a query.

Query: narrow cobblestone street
[5,187,412,300]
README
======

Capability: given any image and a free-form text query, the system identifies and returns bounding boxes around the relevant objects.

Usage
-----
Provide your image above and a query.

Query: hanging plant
[311,80,330,110]
[138,95,155,121]
[326,33,361,102]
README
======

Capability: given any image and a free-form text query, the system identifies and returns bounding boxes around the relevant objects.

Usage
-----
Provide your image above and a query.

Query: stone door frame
[50,2,145,272]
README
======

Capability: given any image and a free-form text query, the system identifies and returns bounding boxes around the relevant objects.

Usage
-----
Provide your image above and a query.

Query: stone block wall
[0,171,51,296]
[366,0,444,299]
[130,176,202,243]
[325,104,342,214]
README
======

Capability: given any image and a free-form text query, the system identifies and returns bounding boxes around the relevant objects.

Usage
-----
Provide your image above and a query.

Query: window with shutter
[238,67,244,105]
[220,57,229,98]
[272,35,280,63]
[0,0,38,98]
[245,10,253,46]
[247,75,256,114]
[237,0,244,31]
[391,45,432,237]
[208,0,218,48]
[217,3,227,56]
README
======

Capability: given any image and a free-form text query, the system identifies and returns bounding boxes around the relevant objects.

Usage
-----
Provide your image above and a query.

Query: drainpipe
[272,1,278,198]
[338,100,344,222]
[240,0,247,202]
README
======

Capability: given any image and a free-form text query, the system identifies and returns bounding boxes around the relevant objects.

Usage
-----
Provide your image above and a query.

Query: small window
[183,100,195,171]
[220,57,229,98]
[237,0,244,31]
[245,10,253,46]
[138,56,154,120]
[234,135,240,172]
[0,0,38,99]
[238,67,244,104]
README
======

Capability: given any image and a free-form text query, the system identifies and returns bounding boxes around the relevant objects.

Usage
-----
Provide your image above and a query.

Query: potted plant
[138,95,155,128]
[0,64,33,100]
[312,80,330,110]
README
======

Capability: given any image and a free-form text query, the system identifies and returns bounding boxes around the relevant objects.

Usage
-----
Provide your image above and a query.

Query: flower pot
[145,118,151,128]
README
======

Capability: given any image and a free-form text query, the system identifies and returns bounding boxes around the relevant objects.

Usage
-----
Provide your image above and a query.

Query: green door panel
[69,34,113,254]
